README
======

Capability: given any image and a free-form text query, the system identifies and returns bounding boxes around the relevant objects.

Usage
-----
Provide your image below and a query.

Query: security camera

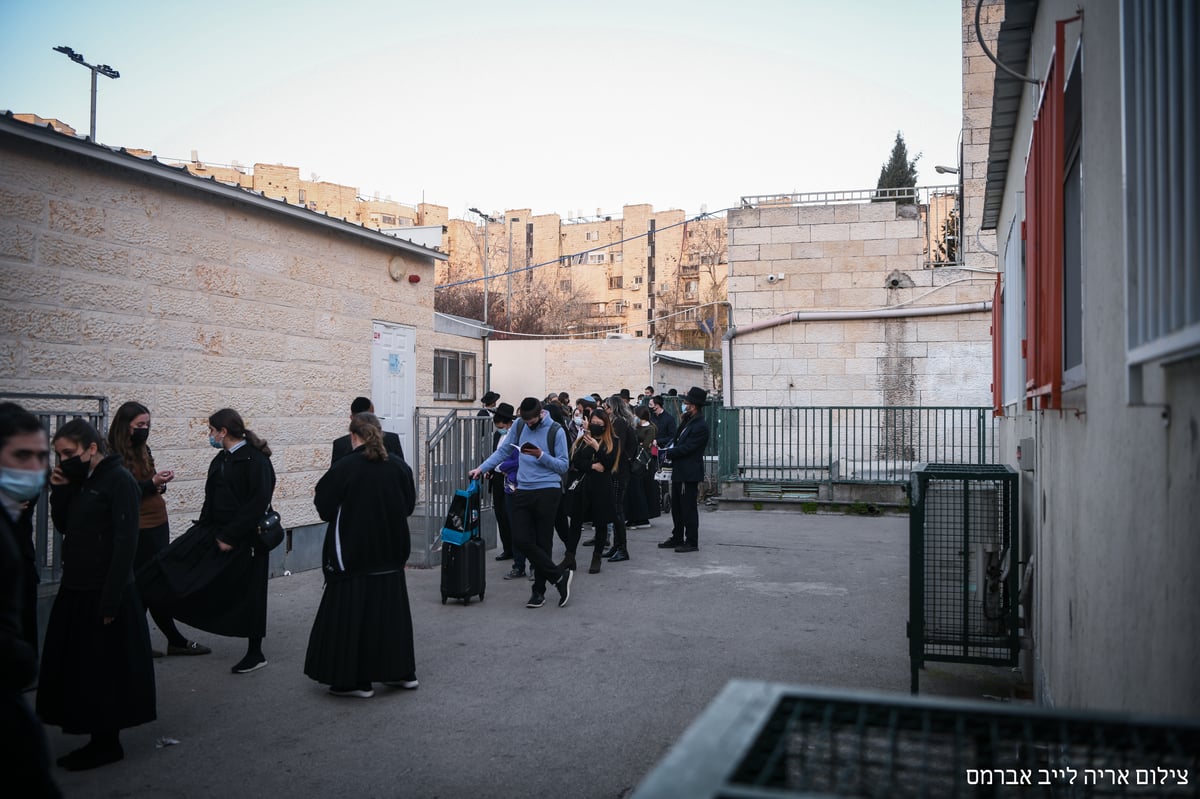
[766,274,779,284]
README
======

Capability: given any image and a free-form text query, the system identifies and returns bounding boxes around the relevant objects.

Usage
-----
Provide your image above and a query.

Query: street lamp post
[468,207,497,391]
[53,46,120,142]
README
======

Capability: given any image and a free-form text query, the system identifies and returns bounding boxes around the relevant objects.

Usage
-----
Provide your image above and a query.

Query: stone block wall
[0,137,440,531]
[961,0,1002,268]
[726,200,993,408]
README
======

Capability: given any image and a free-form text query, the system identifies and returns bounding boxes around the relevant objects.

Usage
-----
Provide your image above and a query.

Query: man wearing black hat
[478,391,501,418]
[658,387,710,553]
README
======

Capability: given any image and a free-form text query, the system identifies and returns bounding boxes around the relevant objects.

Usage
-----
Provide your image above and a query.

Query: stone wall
[726,200,993,407]
[0,134,443,531]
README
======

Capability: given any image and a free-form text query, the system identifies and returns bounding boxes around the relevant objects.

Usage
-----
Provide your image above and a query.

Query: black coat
[137,442,275,639]
[0,508,37,691]
[314,448,416,576]
[664,411,710,484]
[0,502,38,668]
[331,431,403,467]
[566,439,617,526]
[610,417,639,477]
[201,443,276,547]
[48,455,140,617]
[652,410,677,449]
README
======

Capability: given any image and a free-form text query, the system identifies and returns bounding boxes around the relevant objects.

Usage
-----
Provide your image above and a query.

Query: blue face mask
[209,435,223,449]
[0,467,47,501]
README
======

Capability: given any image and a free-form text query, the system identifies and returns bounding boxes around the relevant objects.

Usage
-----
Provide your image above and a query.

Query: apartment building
[440,204,727,350]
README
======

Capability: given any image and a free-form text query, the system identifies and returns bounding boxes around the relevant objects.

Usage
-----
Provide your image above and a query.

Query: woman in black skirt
[305,412,417,698]
[138,408,275,674]
[108,401,210,658]
[38,419,155,771]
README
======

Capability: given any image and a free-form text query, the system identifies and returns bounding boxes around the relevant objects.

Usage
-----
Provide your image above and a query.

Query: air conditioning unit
[630,283,641,291]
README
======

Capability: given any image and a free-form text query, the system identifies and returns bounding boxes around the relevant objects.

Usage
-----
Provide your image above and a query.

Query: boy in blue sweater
[470,398,573,608]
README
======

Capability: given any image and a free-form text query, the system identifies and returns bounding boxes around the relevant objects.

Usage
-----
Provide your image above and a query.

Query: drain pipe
[722,300,992,407]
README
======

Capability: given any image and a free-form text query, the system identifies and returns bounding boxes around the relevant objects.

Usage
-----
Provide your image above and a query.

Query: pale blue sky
[1,0,964,219]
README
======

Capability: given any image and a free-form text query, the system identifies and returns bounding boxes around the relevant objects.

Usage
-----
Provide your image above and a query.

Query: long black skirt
[304,571,415,687]
[36,585,156,735]
[137,523,268,639]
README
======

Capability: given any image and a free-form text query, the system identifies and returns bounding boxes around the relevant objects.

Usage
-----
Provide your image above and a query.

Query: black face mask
[59,454,90,482]
[588,424,606,437]
[523,417,541,430]
[130,428,150,447]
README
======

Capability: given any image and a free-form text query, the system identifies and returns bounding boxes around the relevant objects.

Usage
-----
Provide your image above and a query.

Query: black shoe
[602,546,618,558]
[494,551,513,561]
[658,538,683,549]
[582,538,595,547]
[555,569,574,608]
[58,741,124,771]
[503,566,526,580]
[231,653,267,674]
[674,543,699,553]
[526,593,546,609]
[607,549,629,563]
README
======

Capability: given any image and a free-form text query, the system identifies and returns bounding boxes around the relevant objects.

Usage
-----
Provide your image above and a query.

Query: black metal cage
[632,682,1200,799]
[908,463,1020,694]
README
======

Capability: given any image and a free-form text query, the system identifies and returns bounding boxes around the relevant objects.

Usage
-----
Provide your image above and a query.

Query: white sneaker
[384,677,419,690]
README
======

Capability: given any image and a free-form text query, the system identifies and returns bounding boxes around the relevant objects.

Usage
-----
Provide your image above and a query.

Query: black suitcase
[440,480,485,604]
[440,534,486,604]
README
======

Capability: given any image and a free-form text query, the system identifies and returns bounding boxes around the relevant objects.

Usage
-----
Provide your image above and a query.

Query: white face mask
[0,467,47,501]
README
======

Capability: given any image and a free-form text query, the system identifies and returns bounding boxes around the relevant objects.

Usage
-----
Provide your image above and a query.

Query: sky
[1,0,964,221]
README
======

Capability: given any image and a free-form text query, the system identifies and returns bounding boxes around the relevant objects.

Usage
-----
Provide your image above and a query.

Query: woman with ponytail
[138,408,276,675]
[305,412,418,698]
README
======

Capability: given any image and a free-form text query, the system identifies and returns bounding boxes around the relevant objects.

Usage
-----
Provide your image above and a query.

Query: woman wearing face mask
[564,408,619,575]
[138,408,276,675]
[37,419,155,772]
[108,402,210,659]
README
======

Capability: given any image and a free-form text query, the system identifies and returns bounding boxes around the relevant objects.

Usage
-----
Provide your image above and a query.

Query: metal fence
[413,407,494,565]
[738,185,963,268]
[0,392,109,583]
[718,406,996,486]
[634,681,1200,799]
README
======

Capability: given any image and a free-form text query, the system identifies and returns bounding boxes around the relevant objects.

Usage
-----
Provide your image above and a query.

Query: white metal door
[371,320,416,458]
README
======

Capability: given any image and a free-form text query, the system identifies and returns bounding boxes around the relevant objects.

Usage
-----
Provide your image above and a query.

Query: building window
[1123,3,1200,400]
[612,252,623,263]
[700,254,718,266]
[381,214,397,225]
[633,303,643,310]
[559,256,571,268]
[586,230,599,241]
[590,303,607,317]
[633,275,644,286]
[1061,47,1084,386]
[608,276,623,290]
[559,280,572,293]
[635,330,643,337]
[587,253,606,265]
[298,189,306,204]
[434,350,476,401]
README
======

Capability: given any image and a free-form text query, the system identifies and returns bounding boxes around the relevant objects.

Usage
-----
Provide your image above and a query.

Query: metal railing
[0,392,108,583]
[717,406,996,486]
[738,185,963,268]
[413,407,494,566]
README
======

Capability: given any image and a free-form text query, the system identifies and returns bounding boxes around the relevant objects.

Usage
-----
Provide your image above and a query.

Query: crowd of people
[470,386,711,605]
[0,382,710,789]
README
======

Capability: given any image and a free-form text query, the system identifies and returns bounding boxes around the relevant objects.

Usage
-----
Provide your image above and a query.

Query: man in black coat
[649,395,676,454]
[332,397,403,466]
[658,387,710,553]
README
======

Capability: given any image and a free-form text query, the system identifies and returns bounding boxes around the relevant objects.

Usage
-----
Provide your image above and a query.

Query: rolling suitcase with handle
[440,480,486,604]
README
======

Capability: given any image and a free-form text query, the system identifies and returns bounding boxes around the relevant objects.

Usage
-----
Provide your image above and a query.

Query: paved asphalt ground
[38,508,1024,799]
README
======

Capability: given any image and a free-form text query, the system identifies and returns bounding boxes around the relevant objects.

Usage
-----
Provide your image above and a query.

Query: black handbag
[256,506,285,551]
[564,472,586,495]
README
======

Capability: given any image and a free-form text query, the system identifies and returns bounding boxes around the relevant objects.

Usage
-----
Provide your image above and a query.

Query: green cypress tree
[874,131,921,204]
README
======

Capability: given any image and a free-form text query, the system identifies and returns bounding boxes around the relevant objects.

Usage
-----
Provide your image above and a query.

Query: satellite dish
[700,203,708,214]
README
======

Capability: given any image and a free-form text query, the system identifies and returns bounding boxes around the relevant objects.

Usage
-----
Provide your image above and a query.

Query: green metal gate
[908,463,1020,694]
